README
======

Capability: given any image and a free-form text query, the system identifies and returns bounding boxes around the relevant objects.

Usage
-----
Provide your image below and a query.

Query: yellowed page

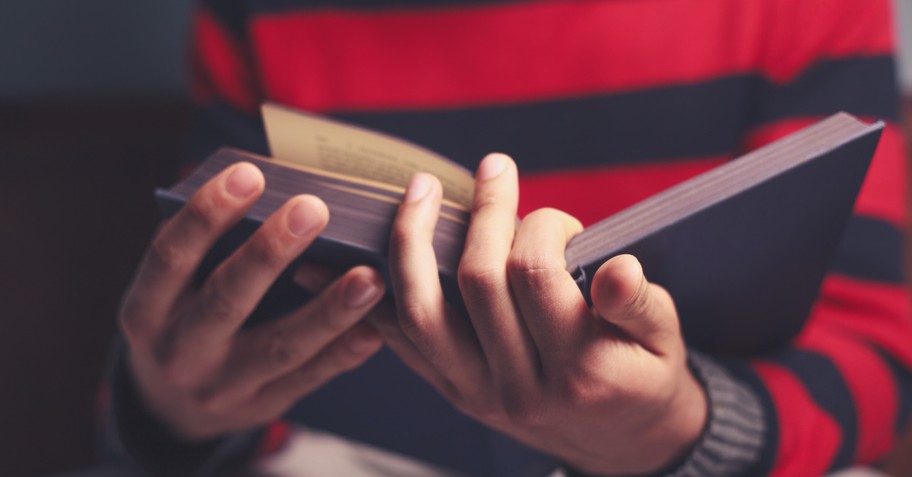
[263,103,475,209]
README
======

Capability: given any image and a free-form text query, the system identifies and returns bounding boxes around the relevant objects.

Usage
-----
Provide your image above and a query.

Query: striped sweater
[102,0,912,475]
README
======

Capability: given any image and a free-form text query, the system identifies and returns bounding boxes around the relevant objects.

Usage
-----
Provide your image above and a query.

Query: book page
[263,103,475,209]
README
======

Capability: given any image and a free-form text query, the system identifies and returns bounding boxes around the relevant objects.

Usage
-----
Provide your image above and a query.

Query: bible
[157,103,883,354]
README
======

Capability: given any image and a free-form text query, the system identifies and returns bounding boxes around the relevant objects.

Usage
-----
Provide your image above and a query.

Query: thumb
[590,254,681,356]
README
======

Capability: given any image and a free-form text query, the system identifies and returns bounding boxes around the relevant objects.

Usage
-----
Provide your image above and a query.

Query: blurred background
[0,1,910,476]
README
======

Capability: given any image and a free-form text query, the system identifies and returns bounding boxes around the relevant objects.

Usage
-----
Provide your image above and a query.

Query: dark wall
[0,103,187,476]
[0,2,193,475]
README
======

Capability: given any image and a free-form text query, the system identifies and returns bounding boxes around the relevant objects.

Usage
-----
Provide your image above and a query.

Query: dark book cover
[157,112,883,355]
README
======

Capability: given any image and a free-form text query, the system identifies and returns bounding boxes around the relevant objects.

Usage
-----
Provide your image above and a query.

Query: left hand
[379,154,707,475]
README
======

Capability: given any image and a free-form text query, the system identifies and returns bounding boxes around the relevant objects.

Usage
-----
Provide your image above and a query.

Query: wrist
[566,357,708,477]
[655,350,767,477]
[565,351,766,477]
[626,359,709,475]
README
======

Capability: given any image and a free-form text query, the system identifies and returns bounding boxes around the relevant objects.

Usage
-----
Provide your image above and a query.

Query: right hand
[119,162,386,441]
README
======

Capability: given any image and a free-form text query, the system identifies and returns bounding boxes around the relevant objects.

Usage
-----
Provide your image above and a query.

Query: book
[157,104,883,355]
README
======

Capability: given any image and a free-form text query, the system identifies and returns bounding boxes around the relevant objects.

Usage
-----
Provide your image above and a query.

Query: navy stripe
[187,103,268,165]
[323,56,895,173]
[713,359,778,477]
[188,58,895,175]
[878,351,912,434]
[830,216,905,284]
[332,76,752,172]
[769,350,856,472]
[201,0,250,38]
[754,55,899,125]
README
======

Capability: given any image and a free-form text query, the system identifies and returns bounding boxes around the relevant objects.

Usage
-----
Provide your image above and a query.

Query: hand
[381,154,707,475]
[119,163,385,441]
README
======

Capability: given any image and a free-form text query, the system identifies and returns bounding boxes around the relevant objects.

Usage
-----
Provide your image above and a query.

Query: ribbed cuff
[663,350,766,477]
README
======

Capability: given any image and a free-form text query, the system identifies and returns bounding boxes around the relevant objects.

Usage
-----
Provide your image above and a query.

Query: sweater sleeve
[712,1,912,474]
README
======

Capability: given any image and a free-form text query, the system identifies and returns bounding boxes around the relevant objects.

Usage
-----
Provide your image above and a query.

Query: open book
[157,104,883,354]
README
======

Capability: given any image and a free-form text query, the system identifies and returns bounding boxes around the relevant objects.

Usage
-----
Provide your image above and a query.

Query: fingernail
[225,164,261,198]
[344,274,383,308]
[287,198,323,237]
[476,153,507,181]
[348,331,380,354]
[404,173,433,203]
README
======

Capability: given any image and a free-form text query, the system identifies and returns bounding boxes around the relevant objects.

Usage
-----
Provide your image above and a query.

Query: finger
[590,254,681,356]
[177,194,329,352]
[293,262,344,293]
[120,163,263,348]
[253,322,384,415]
[458,153,539,383]
[507,208,588,356]
[203,266,386,406]
[388,173,487,387]
[367,301,457,399]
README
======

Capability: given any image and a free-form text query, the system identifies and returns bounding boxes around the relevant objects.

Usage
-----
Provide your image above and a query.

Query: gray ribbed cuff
[665,350,766,477]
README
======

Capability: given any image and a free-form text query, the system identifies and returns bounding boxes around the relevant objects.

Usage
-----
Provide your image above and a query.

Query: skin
[121,155,706,475]
[376,153,708,475]
[119,162,385,440]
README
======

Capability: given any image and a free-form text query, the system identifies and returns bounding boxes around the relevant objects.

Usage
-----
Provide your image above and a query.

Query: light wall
[898,0,912,92]
[0,0,193,101]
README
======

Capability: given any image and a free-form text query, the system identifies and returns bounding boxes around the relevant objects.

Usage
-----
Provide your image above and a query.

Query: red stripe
[517,157,726,226]
[255,420,292,458]
[796,330,897,463]
[755,362,841,477]
[758,0,895,83]
[744,119,908,227]
[857,125,909,226]
[810,275,912,369]
[191,7,260,113]
[248,0,893,112]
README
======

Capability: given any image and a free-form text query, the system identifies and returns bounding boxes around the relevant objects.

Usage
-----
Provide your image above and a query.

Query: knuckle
[506,253,565,293]
[506,248,561,276]
[266,330,301,368]
[471,190,499,213]
[183,193,223,233]
[457,261,505,295]
[246,233,292,270]
[199,282,237,325]
[396,300,434,339]
[148,235,193,276]
[311,298,355,336]
[626,282,653,317]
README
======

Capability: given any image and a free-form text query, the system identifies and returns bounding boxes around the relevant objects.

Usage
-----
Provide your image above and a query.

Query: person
[99,0,912,475]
